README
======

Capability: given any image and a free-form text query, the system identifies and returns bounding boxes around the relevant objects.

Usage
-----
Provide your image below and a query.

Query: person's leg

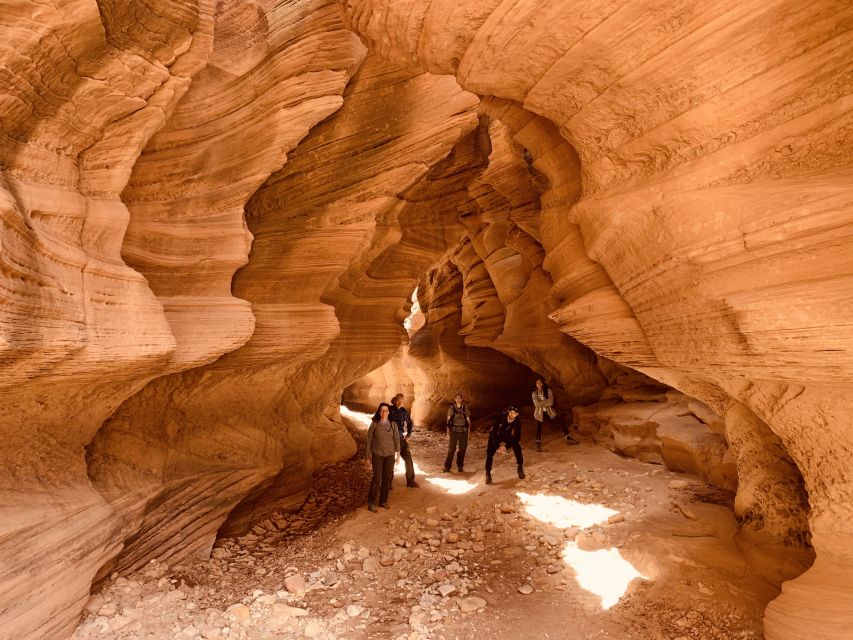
[379,455,394,506]
[485,438,497,472]
[456,431,468,470]
[400,438,416,485]
[388,439,396,489]
[548,412,569,437]
[556,413,579,444]
[444,431,457,471]
[505,435,525,478]
[484,448,495,483]
[368,454,382,507]
[535,420,543,450]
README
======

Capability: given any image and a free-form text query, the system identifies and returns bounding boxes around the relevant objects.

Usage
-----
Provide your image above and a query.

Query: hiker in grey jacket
[365,403,400,512]
[371,394,419,488]
[532,378,578,451]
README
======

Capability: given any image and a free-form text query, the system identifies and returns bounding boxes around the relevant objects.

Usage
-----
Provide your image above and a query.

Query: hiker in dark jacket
[532,378,578,451]
[390,393,418,487]
[443,394,471,472]
[365,403,400,512]
[485,405,525,484]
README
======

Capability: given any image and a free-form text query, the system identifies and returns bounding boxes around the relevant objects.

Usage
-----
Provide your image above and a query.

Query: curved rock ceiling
[0,2,850,639]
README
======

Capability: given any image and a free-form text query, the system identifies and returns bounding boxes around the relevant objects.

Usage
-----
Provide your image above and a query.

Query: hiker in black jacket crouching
[485,405,525,484]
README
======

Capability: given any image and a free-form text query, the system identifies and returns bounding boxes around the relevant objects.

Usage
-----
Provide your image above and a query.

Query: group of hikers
[363,378,578,512]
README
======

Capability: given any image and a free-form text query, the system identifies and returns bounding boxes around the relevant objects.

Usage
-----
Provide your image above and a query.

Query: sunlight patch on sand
[562,542,648,609]
[516,492,618,529]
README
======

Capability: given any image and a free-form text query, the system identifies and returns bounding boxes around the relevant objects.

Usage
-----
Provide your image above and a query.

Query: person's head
[393,393,404,408]
[535,379,544,390]
[454,394,463,406]
[377,403,391,420]
[506,405,519,421]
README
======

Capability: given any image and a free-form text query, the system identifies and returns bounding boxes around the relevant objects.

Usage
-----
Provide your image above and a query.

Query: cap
[506,405,519,413]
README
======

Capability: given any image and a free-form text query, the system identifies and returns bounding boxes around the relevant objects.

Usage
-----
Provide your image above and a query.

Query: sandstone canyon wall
[342,2,853,638]
[344,113,612,426]
[404,258,539,427]
[0,2,850,640]
[89,51,481,566]
[0,4,213,637]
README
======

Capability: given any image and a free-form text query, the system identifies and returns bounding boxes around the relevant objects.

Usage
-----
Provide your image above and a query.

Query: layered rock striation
[0,2,850,640]
[0,3,215,638]
[405,258,537,427]
[342,2,853,637]
[89,51,480,570]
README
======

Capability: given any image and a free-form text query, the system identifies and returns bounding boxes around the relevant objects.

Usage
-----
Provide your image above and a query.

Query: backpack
[448,404,467,428]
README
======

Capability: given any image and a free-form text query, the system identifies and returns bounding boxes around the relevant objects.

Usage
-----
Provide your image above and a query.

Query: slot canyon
[0,1,851,639]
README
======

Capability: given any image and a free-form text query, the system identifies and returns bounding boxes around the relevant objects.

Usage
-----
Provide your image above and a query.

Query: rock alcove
[0,2,850,640]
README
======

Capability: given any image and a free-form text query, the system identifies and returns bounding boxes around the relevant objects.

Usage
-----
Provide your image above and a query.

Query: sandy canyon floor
[72,415,777,640]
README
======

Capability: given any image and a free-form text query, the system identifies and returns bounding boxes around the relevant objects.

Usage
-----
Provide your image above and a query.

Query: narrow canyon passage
[72,417,773,640]
[0,2,851,640]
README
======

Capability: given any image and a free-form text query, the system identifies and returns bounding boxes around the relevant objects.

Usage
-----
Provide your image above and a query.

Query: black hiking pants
[535,413,569,443]
[444,430,468,470]
[399,437,415,484]
[368,454,395,506]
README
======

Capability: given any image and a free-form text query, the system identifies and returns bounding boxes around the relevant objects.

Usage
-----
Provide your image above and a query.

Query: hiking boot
[457,466,464,473]
[566,435,579,445]
[485,471,492,485]
[379,503,391,509]
[535,441,541,452]
[406,481,420,488]
[442,467,451,473]
[517,465,526,480]
[368,504,378,513]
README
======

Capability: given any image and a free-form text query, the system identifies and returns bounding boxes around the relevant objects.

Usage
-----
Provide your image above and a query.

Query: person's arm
[393,424,401,456]
[365,422,376,461]
[532,390,542,408]
[446,407,452,434]
[405,411,414,438]
[512,420,521,442]
[465,406,472,432]
[494,421,505,451]
[544,389,554,407]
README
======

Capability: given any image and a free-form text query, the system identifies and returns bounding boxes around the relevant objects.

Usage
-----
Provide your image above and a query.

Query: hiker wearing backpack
[532,378,578,451]
[371,394,418,489]
[443,394,471,472]
[365,403,400,512]
[485,405,525,484]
